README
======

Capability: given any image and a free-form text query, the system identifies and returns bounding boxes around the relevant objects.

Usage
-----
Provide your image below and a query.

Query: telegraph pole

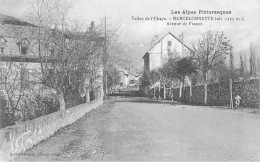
[229,45,234,108]
[104,16,108,95]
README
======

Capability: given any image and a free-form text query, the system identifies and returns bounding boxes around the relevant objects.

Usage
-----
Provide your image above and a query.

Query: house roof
[142,32,193,59]
[0,13,36,27]
[115,64,141,77]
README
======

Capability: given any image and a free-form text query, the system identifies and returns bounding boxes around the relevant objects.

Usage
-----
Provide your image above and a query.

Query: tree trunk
[190,83,192,104]
[179,76,185,100]
[86,89,90,102]
[204,83,207,104]
[58,91,66,110]
[179,82,182,98]
[204,72,208,105]
[163,83,166,99]
[0,108,3,128]
[229,79,233,108]
[159,81,161,98]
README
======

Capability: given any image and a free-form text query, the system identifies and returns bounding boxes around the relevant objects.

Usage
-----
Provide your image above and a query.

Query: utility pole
[229,46,234,108]
[104,16,108,95]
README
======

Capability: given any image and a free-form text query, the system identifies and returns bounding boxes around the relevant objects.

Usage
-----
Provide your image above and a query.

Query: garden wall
[171,79,259,108]
[0,99,103,161]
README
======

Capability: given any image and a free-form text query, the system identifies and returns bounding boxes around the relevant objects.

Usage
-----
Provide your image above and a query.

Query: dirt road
[14,97,260,161]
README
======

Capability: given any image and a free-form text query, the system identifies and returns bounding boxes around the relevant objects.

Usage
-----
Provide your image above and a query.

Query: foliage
[249,43,257,78]
[140,70,151,87]
[107,65,120,88]
[191,31,231,104]
[0,90,59,128]
[159,56,197,87]
[19,93,59,122]
[160,57,179,82]
[191,31,230,79]
[150,69,161,84]
[0,92,16,128]
[176,57,197,81]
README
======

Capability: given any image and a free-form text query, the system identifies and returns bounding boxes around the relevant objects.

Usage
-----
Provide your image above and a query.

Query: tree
[140,70,151,87]
[229,46,234,78]
[12,0,106,110]
[160,57,179,87]
[107,65,120,89]
[249,43,257,78]
[192,31,230,104]
[239,52,245,77]
[229,46,234,108]
[0,60,25,127]
[175,57,197,99]
[176,57,197,82]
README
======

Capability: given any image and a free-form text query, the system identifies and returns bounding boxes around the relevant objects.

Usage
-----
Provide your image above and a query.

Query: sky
[0,0,260,67]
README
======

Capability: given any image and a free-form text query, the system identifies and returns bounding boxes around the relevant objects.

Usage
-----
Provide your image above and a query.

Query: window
[0,36,7,54]
[17,38,30,55]
[167,41,172,47]
[49,42,55,56]
[21,46,28,55]
[50,50,54,56]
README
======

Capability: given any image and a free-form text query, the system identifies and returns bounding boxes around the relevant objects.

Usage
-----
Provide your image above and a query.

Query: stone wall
[0,99,103,161]
[171,79,259,108]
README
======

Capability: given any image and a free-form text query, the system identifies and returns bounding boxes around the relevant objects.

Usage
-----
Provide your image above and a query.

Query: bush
[0,93,17,128]
[18,92,60,122]
[0,90,59,128]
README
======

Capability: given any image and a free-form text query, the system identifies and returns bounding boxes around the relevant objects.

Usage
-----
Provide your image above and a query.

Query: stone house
[0,13,103,103]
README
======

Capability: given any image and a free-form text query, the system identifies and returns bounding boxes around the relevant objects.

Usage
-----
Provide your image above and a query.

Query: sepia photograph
[0,0,260,164]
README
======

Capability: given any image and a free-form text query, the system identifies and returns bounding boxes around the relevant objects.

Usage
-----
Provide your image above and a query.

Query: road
[14,96,260,161]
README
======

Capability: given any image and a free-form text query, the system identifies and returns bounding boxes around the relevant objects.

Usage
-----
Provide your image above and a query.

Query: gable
[0,36,7,48]
[143,32,192,59]
[149,32,192,52]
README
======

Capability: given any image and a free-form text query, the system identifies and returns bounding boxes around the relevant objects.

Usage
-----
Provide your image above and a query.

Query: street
[14,96,260,161]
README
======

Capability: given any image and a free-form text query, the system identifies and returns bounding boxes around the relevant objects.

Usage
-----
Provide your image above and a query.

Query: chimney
[89,21,95,32]
[151,39,155,47]
[154,35,159,42]
[151,35,159,47]
[179,32,184,58]
[91,21,95,27]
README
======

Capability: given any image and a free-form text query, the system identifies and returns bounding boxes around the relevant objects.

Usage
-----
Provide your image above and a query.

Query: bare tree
[12,0,106,110]
[249,43,257,78]
[1,0,128,112]
[239,52,245,77]
[0,59,28,126]
[192,31,231,104]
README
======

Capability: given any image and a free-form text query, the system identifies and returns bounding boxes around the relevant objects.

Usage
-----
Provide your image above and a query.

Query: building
[143,32,192,73]
[0,13,103,103]
[142,32,193,96]
[0,13,47,96]
[112,65,141,90]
